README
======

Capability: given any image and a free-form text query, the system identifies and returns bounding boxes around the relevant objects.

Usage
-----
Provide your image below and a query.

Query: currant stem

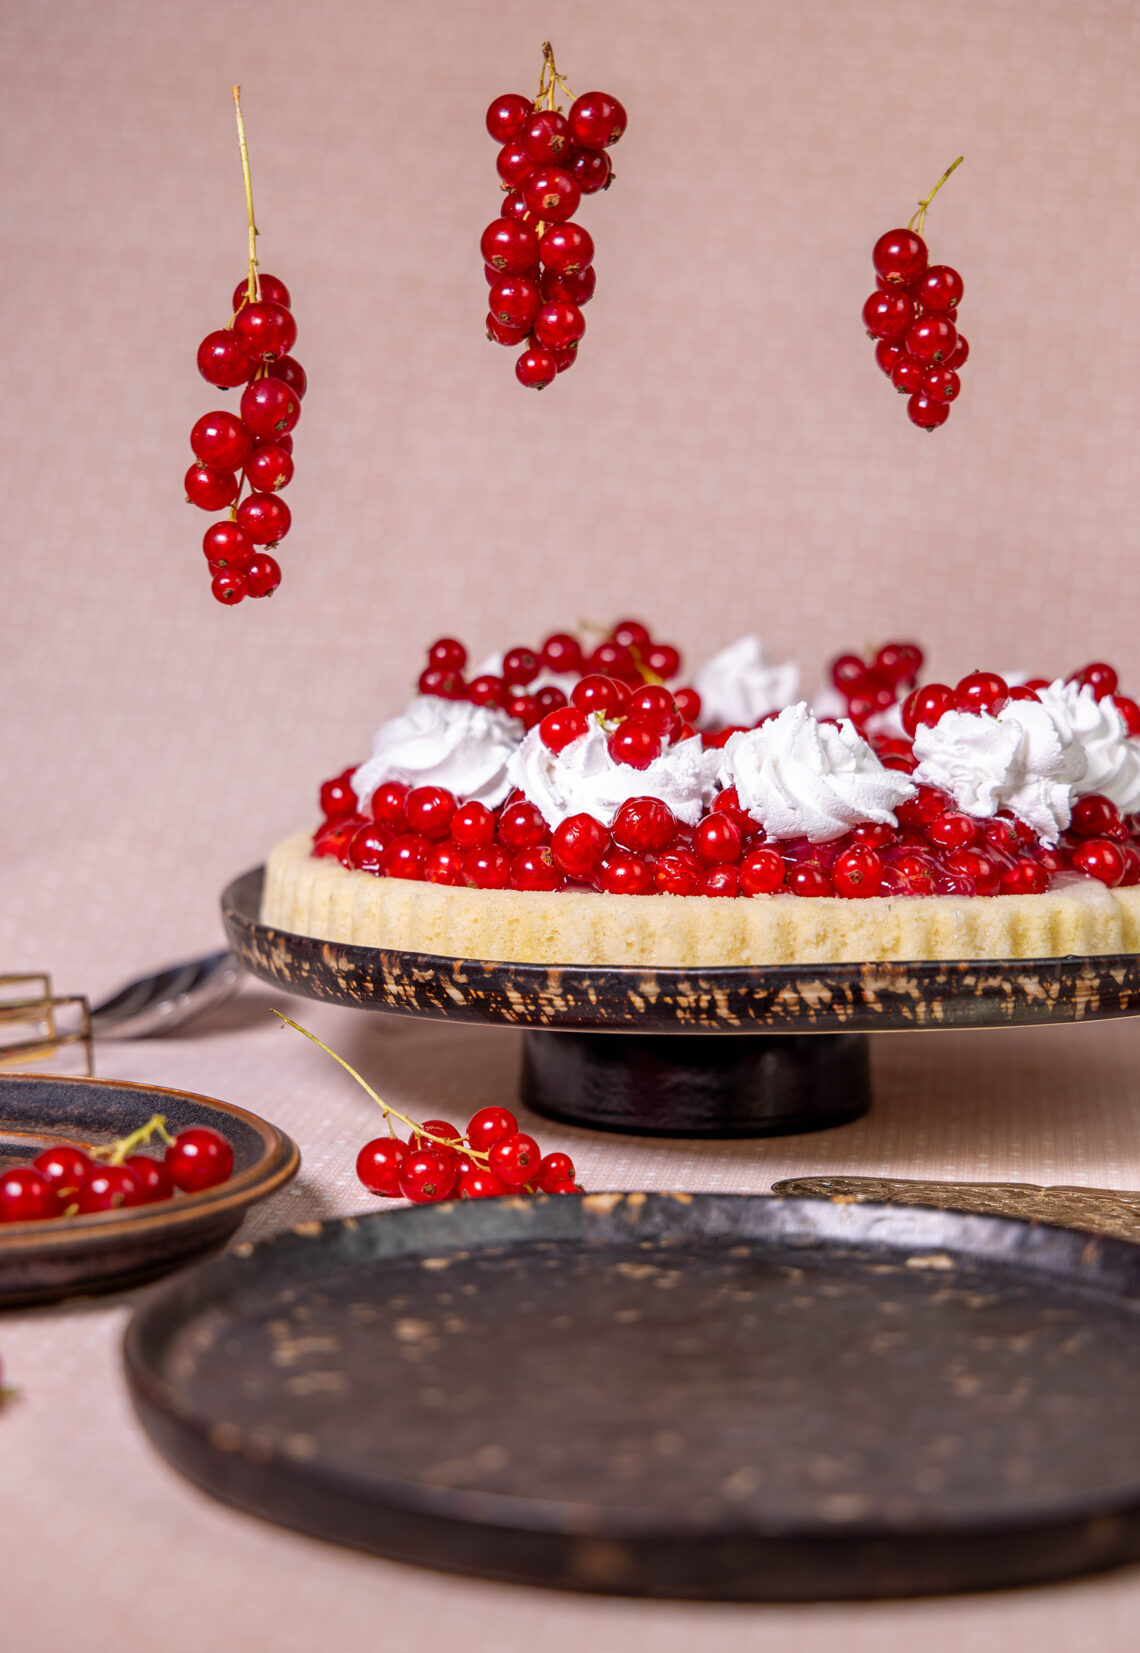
[94,1112,177,1167]
[535,40,574,112]
[908,156,964,237]
[273,1013,491,1162]
[233,85,261,305]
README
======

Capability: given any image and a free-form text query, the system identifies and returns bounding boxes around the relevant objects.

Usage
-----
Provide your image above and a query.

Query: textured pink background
[4,2,1140,1648]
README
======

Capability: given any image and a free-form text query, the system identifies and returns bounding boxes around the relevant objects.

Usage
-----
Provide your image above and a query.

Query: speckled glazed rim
[0,1074,300,1256]
[223,866,1140,1034]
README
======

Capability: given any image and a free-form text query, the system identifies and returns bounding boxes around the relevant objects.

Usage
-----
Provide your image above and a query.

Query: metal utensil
[90,951,243,1039]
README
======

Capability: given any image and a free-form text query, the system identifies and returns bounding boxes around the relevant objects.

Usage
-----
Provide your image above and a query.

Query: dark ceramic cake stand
[223,869,1140,1139]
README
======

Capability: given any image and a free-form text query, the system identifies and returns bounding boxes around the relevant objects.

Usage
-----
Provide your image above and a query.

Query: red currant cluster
[829,641,925,730]
[415,619,692,728]
[863,160,968,430]
[358,1105,579,1205]
[0,1115,234,1223]
[192,272,303,604]
[482,43,625,388]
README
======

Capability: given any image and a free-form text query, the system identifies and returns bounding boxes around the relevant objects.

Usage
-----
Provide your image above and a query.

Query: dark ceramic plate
[126,1191,1140,1600]
[223,866,1140,1139]
[0,1075,299,1306]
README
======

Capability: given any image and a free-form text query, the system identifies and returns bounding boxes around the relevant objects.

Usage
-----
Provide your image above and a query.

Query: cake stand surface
[223,869,1140,1139]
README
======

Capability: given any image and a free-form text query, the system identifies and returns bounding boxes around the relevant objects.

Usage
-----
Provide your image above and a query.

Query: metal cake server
[90,951,243,1040]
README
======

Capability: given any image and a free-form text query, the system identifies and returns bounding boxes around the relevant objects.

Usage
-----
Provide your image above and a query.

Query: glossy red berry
[197,329,255,388]
[418,666,465,699]
[739,846,785,895]
[610,796,675,854]
[1114,696,1140,737]
[459,1169,508,1198]
[956,672,1009,717]
[874,642,924,686]
[510,846,562,890]
[496,142,535,188]
[521,109,571,163]
[540,707,588,752]
[1074,662,1120,700]
[694,813,744,865]
[78,1164,145,1213]
[832,845,884,898]
[523,167,581,222]
[422,842,464,885]
[914,265,964,313]
[500,189,531,223]
[653,849,702,895]
[538,632,582,672]
[486,92,533,143]
[645,643,681,679]
[240,376,301,437]
[166,1127,234,1192]
[539,222,594,273]
[567,92,627,149]
[202,521,254,570]
[466,1107,518,1152]
[488,274,542,329]
[499,799,549,849]
[0,1165,57,1222]
[347,822,392,873]
[944,848,1002,896]
[598,852,654,895]
[872,229,928,286]
[570,674,622,718]
[406,785,456,839]
[902,683,956,735]
[425,637,466,672]
[536,1152,576,1193]
[516,346,557,389]
[1071,794,1123,839]
[488,1132,542,1188]
[875,339,905,376]
[32,1144,92,1208]
[231,274,291,312]
[467,674,506,707]
[831,654,871,695]
[551,813,609,880]
[399,1148,456,1204]
[701,864,740,897]
[533,300,585,351]
[927,812,981,850]
[312,816,364,861]
[568,146,612,193]
[383,835,428,880]
[906,315,958,363]
[487,313,530,346]
[272,356,307,399]
[237,493,291,545]
[211,569,247,605]
[233,301,296,363]
[788,863,834,897]
[481,218,541,274]
[245,443,294,492]
[464,844,512,889]
[890,355,927,393]
[450,800,495,849]
[238,552,278,599]
[124,1154,175,1204]
[944,334,969,370]
[191,410,251,471]
[922,366,961,403]
[608,720,664,769]
[499,646,537,684]
[863,289,915,342]
[185,463,238,511]
[907,392,951,430]
[356,1137,407,1197]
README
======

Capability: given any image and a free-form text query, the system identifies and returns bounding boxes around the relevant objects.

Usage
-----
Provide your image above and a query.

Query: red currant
[499,799,549,849]
[944,848,1001,896]
[875,339,905,376]
[399,1148,456,1203]
[906,315,958,363]
[944,334,969,369]
[487,313,530,346]
[466,1107,518,1152]
[907,392,951,430]
[459,1169,508,1198]
[956,672,1009,717]
[481,218,541,274]
[78,1164,145,1213]
[540,707,588,752]
[464,844,512,889]
[486,92,533,143]
[1001,859,1049,896]
[426,637,467,671]
[242,553,281,598]
[927,812,981,850]
[383,835,429,880]
[202,521,254,570]
[233,301,296,363]
[1114,696,1140,737]
[240,376,301,437]
[521,109,571,163]
[124,1154,176,1203]
[516,346,557,389]
[539,222,594,273]
[312,816,364,862]
[367,781,406,829]
[348,822,391,874]
[567,92,627,148]
[185,463,238,511]
[1071,794,1123,838]
[914,265,964,313]
[0,1165,57,1222]
[424,842,465,885]
[653,849,702,895]
[831,654,871,695]
[419,667,466,699]
[272,356,307,398]
[191,410,251,471]
[863,289,915,342]
[496,142,535,188]
[245,443,294,492]
[237,492,291,545]
[356,1137,407,1197]
[536,687,568,714]
[571,674,623,718]
[598,852,654,894]
[789,863,834,897]
[832,845,884,897]
[166,1127,234,1192]
[536,1152,576,1192]
[489,274,542,329]
[701,864,740,897]
[500,646,538,683]
[890,355,927,393]
[488,1132,541,1188]
[541,632,584,672]
[923,366,960,403]
[450,800,495,849]
[568,147,612,193]
[500,189,531,222]
[197,330,255,389]
[872,229,928,286]
[231,274,291,312]
[533,300,586,351]
[739,846,785,895]
[694,813,744,865]
[405,785,456,839]
[210,570,247,606]
[1074,662,1120,700]
[902,683,955,735]
[608,720,664,768]
[467,674,506,706]
[511,846,562,890]
[551,813,609,880]
[612,796,677,852]
[523,167,581,222]
[32,1144,92,1208]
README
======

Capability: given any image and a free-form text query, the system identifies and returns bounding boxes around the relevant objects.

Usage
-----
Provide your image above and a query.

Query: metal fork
[90,951,243,1039]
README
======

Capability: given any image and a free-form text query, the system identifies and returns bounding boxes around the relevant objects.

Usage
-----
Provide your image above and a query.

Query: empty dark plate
[0,1075,299,1306]
[125,1191,1140,1599]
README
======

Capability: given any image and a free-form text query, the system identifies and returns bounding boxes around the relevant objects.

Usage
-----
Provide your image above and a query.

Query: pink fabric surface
[4,0,1140,1646]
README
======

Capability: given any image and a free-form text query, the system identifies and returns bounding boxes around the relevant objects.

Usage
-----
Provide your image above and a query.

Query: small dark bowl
[0,1075,299,1306]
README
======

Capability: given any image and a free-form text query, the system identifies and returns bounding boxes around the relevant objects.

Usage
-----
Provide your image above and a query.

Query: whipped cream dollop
[507,721,707,830]
[351,695,524,811]
[694,636,800,728]
[912,699,1087,843]
[716,703,916,842]
[1034,678,1140,813]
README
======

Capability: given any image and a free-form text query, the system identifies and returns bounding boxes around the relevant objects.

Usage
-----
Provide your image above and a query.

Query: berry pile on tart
[261,624,1140,966]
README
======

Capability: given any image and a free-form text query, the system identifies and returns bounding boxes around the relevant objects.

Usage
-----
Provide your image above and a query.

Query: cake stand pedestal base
[520,1029,871,1138]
